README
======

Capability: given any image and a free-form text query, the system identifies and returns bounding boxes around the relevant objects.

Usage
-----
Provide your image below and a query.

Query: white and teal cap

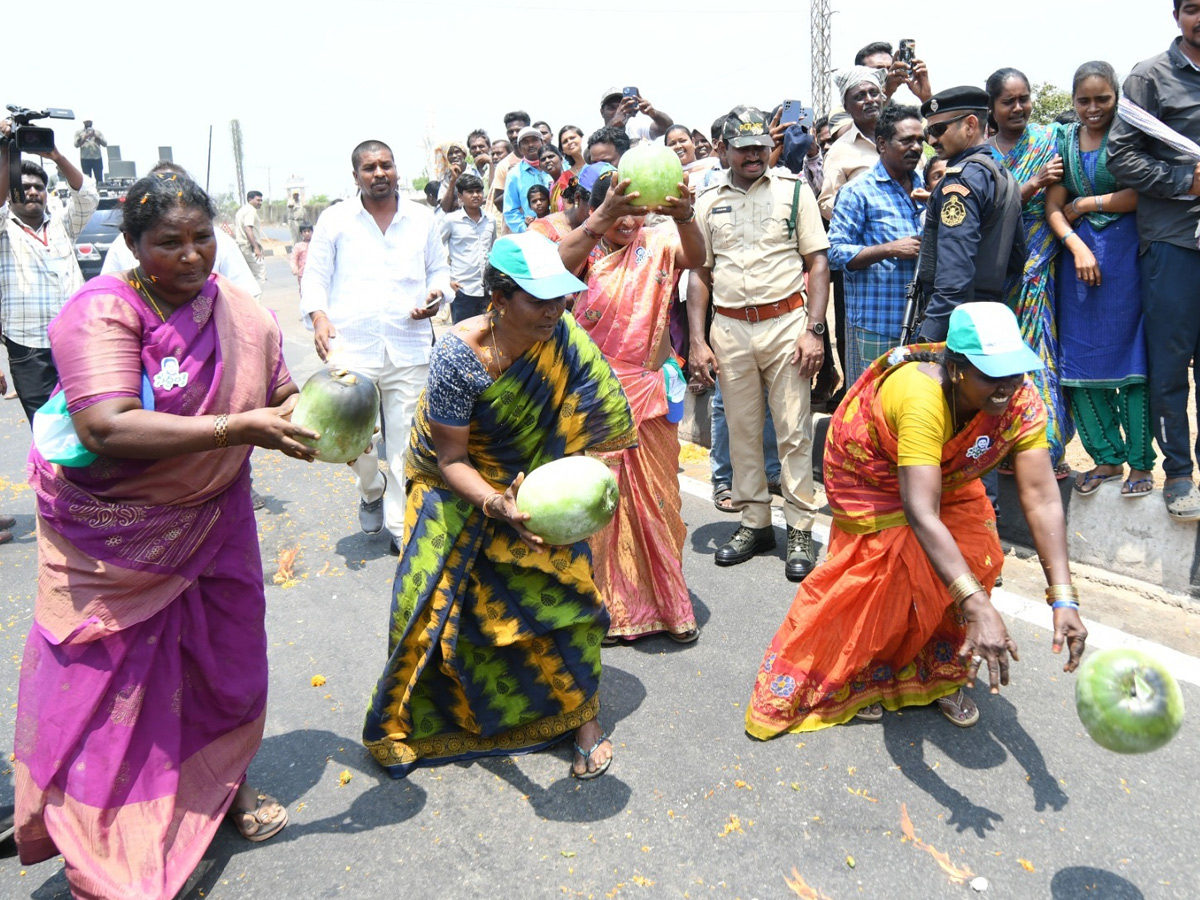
[946,302,1043,378]
[488,232,586,301]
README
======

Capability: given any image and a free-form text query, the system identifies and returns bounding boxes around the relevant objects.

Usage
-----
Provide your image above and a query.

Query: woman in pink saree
[559,170,706,643]
[12,172,319,899]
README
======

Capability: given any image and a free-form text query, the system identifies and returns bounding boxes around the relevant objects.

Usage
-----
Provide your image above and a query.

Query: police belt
[714,292,804,323]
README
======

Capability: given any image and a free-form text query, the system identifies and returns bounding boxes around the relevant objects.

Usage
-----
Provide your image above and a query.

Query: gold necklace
[486,313,507,376]
[132,268,168,322]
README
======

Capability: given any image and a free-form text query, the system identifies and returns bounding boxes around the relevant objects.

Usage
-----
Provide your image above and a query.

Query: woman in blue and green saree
[987,67,1075,475]
[363,233,635,781]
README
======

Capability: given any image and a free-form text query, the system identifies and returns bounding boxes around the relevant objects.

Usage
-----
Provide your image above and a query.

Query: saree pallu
[363,315,635,777]
[15,275,286,900]
[746,346,1046,737]
[575,228,694,638]
[999,125,1074,466]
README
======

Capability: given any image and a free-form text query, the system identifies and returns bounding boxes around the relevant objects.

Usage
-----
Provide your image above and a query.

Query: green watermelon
[291,367,379,464]
[617,143,684,208]
[516,456,619,545]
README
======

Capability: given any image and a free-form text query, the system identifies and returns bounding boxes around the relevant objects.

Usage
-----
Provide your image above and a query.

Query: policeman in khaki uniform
[914,86,1024,342]
[687,106,830,583]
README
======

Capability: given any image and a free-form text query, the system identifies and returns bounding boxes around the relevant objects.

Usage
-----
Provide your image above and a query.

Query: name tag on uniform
[711,205,732,214]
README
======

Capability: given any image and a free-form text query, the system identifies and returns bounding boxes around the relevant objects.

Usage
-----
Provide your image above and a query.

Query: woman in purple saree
[12,172,319,900]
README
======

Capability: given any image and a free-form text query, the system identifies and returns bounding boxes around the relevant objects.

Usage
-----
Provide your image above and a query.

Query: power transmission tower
[810,0,833,118]
[230,119,245,202]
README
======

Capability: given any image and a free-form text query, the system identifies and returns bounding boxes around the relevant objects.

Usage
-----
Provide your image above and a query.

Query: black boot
[785,527,816,582]
[714,526,776,566]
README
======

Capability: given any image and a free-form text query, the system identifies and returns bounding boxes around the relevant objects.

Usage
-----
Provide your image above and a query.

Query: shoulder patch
[940,194,968,227]
[944,166,964,175]
[941,184,971,197]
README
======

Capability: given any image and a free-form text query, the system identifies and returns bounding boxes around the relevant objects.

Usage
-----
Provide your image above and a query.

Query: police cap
[722,105,775,149]
[921,86,990,119]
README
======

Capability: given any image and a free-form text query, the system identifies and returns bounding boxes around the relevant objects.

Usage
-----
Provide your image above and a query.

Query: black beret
[921,86,990,118]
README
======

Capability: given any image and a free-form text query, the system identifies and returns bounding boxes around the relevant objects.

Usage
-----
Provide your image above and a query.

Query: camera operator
[0,116,98,422]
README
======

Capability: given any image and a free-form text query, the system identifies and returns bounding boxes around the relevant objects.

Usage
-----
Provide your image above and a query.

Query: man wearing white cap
[503,126,552,234]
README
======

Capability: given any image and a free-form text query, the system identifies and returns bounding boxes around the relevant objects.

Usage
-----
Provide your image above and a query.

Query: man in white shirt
[599,87,675,143]
[301,139,452,550]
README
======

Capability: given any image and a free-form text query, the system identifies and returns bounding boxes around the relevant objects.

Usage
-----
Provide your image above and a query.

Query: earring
[499,309,505,318]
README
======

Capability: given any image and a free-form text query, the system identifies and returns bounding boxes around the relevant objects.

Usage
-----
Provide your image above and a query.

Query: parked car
[73,198,123,280]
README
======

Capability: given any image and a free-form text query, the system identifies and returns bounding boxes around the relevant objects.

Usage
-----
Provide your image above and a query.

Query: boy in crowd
[440,173,497,322]
[527,184,551,220]
[289,222,313,293]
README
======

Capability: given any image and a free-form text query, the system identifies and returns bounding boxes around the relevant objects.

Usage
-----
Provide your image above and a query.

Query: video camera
[2,104,75,203]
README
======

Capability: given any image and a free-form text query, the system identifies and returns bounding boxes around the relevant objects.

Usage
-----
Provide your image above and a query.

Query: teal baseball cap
[946,302,1043,378]
[488,232,586,301]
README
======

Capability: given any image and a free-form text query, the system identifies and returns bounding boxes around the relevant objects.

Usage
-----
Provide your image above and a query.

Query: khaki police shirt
[694,168,829,309]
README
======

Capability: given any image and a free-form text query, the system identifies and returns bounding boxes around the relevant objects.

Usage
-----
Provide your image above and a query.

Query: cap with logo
[946,302,1043,378]
[920,86,990,120]
[721,105,775,149]
[488,232,587,301]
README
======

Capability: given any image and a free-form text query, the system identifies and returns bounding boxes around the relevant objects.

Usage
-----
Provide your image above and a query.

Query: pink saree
[575,226,696,639]
[14,274,290,900]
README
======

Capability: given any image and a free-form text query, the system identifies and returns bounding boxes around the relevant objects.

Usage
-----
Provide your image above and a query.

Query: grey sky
[9,0,1175,199]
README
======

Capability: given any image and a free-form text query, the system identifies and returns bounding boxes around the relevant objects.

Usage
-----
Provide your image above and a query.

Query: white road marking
[679,474,1200,686]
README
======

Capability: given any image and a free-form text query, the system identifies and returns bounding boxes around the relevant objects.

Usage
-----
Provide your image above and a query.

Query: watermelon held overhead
[617,144,684,208]
[515,456,619,546]
[291,367,380,464]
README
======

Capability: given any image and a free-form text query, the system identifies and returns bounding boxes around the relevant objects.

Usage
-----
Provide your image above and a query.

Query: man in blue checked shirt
[827,105,926,385]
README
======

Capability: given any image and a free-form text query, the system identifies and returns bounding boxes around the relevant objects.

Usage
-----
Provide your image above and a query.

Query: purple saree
[14,274,289,900]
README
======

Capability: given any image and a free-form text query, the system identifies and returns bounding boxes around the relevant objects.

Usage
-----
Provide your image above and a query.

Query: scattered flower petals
[310,674,326,687]
[337,769,352,786]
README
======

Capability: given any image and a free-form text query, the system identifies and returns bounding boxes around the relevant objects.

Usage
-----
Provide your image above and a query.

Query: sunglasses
[924,112,974,141]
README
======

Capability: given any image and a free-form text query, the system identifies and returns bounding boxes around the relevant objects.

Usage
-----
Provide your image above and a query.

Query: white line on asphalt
[679,474,1200,686]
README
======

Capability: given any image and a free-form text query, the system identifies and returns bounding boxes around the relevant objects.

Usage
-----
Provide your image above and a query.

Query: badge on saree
[966,435,991,459]
[941,194,967,228]
[153,357,189,391]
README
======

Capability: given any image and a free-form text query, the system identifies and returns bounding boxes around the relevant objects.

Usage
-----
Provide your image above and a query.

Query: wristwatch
[808,321,827,336]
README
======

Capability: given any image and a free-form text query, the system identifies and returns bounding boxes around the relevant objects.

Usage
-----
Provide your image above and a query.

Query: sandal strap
[574,731,609,761]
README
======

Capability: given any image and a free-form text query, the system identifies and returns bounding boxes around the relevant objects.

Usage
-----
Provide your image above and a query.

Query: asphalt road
[0,256,1197,900]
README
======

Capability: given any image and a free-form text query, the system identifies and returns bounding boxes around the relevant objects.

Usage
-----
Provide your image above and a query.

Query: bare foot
[571,719,613,778]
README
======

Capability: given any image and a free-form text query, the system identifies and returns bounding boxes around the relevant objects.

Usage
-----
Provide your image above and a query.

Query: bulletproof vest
[918,152,1023,300]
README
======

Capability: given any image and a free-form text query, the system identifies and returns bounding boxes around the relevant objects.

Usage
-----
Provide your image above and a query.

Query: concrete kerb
[679,389,1200,611]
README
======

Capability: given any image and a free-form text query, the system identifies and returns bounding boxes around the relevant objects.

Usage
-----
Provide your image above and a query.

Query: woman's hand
[232,395,318,461]
[958,592,1020,693]
[487,472,545,551]
[1035,155,1064,190]
[656,183,694,222]
[1052,605,1088,672]
[1072,242,1101,286]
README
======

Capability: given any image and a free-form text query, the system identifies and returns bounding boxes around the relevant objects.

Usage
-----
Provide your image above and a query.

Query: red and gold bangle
[581,219,603,241]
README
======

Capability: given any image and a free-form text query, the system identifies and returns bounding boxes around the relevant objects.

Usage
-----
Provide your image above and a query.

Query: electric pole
[231,119,245,203]
[811,0,833,118]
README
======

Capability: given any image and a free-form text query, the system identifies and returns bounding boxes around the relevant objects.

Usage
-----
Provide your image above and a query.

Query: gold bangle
[947,573,984,605]
[214,414,229,449]
[481,492,502,519]
[1044,584,1079,605]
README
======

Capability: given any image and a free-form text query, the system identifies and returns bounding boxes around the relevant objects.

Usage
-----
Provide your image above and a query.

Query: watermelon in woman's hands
[291,368,380,464]
[515,456,618,545]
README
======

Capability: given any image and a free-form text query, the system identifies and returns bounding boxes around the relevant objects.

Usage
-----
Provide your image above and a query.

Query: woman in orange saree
[559,170,707,643]
[746,304,1088,738]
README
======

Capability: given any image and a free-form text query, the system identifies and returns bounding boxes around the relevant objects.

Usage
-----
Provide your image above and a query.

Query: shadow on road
[1050,866,1145,899]
[882,693,1068,837]
[472,665,647,823]
[333,530,395,571]
[176,727,427,899]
